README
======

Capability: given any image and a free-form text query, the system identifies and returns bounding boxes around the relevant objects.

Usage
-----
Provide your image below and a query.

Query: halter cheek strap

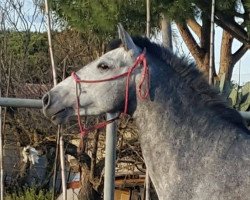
[72,50,150,137]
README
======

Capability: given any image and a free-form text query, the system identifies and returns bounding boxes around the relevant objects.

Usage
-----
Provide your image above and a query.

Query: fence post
[0,90,3,200]
[104,113,118,200]
[59,127,67,200]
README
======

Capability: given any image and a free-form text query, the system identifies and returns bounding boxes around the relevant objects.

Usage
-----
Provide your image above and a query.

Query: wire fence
[1,104,145,199]
[3,144,79,193]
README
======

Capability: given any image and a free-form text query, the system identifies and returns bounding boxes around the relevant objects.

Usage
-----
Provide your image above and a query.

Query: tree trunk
[218,30,249,82]
[218,30,234,81]
[161,13,173,50]
[78,164,101,200]
[177,19,248,84]
[200,14,212,78]
[77,154,102,200]
[176,19,214,80]
[176,23,206,72]
[202,53,210,78]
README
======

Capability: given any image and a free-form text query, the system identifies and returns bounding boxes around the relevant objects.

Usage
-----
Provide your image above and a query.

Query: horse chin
[50,107,74,125]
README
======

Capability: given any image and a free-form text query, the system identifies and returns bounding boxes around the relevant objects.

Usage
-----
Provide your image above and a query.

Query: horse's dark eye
[97,63,110,70]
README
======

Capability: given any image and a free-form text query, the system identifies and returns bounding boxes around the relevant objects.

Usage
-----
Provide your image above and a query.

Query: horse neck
[132,56,245,156]
[131,57,250,198]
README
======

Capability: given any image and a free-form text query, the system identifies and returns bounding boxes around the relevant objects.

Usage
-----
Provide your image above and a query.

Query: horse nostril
[42,92,51,108]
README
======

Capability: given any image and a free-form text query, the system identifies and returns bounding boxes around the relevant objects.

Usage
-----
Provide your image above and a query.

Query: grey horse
[42,24,250,200]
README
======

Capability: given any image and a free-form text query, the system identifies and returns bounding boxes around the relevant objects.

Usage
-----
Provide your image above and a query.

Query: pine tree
[47,0,249,82]
[48,0,159,39]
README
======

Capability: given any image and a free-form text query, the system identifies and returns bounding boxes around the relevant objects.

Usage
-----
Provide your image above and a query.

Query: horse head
[42,24,143,124]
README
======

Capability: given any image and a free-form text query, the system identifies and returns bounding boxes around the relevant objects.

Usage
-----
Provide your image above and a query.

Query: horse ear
[117,23,140,55]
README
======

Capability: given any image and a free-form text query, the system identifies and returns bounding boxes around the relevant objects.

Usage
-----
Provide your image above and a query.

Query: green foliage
[227,82,250,112]
[54,0,117,33]
[217,76,250,111]
[3,32,47,56]
[1,31,51,84]
[46,0,249,41]
[48,0,159,39]
[1,29,106,86]
[4,188,52,200]
[243,0,250,37]
[239,82,250,111]
[155,0,243,21]
[156,0,199,22]
[6,32,24,57]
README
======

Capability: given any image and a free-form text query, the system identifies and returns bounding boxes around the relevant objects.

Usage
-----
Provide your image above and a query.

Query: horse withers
[42,24,250,200]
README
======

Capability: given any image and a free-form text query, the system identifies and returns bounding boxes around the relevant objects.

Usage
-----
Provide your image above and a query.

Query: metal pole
[0,17,3,196]
[145,169,150,200]
[52,129,60,200]
[209,0,215,85]
[0,12,3,198]
[45,0,57,86]
[104,113,118,200]
[0,97,42,108]
[145,3,153,195]
[146,0,150,38]
[0,80,3,200]
[44,0,65,198]
[0,109,3,200]
[238,60,241,86]
[59,127,67,200]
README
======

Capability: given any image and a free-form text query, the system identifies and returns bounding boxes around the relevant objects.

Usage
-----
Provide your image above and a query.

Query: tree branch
[196,0,250,44]
[242,0,250,38]
[215,12,248,43]
[233,11,245,19]
[187,19,201,39]
[90,129,99,180]
[197,0,249,44]
[200,15,211,50]
[232,43,250,65]
[176,22,204,67]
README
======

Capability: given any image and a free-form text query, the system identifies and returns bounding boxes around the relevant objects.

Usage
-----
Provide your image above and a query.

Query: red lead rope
[72,50,150,137]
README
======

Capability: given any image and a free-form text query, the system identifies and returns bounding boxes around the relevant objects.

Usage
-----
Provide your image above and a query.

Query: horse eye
[97,63,110,70]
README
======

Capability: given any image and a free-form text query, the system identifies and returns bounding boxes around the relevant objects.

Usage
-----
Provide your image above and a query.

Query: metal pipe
[0,97,249,121]
[0,98,42,108]
[104,113,118,200]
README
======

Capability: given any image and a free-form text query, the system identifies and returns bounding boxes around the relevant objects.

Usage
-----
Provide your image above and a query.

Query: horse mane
[106,36,249,133]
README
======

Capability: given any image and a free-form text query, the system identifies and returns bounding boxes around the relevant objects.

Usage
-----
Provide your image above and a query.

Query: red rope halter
[72,50,150,137]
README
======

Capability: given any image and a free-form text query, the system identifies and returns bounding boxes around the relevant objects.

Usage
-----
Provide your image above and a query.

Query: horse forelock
[106,36,249,133]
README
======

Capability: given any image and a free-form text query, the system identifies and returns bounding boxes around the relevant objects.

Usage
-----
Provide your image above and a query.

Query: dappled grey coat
[42,25,250,200]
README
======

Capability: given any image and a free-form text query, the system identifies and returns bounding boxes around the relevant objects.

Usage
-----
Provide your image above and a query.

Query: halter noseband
[72,50,150,137]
